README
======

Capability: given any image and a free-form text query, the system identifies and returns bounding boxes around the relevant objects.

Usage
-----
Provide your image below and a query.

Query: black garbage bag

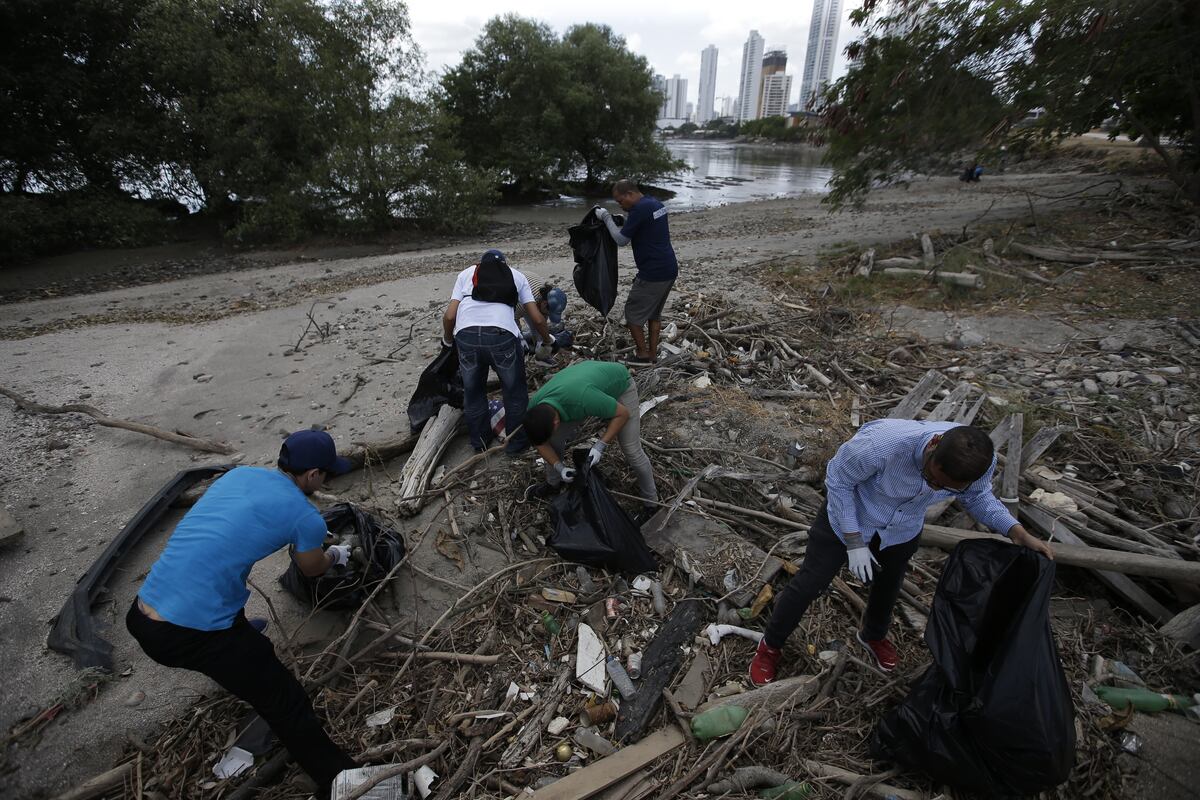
[279,503,406,611]
[407,344,464,433]
[870,538,1075,797]
[548,451,657,574]
[568,208,623,317]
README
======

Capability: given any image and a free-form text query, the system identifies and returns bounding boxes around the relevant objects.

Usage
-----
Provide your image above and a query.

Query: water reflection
[490,140,832,223]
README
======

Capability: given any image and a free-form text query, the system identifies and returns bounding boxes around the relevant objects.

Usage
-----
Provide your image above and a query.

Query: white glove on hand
[535,334,555,360]
[593,206,611,222]
[847,546,880,583]
[555,461,576,483]
[441,336,453,348]
[586,440,607,468]
[328,544,351,568]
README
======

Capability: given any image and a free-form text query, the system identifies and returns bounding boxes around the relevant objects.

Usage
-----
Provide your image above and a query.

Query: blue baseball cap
[279,430,352,475]
[544,287,567,324]
[480,249,508,268]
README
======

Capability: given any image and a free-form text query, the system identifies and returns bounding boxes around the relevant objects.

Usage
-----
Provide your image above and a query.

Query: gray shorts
[624,277,675,325]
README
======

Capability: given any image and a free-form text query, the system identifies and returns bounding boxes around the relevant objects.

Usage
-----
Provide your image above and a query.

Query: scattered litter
[212,746,254,779]
[704,623,765,646]
[365,706,396,727]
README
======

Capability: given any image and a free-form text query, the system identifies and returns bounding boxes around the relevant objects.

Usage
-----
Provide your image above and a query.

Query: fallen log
[800,760,926,800]
[1009,241,1152,264]
[1,386,235,455]
[614,599,706,742]
[342,431,419,472]
[500,660,573,769]
[52,762,134,800]
[881,268,984,289]
[921,524,1200,584]
[1160,603,1200,649]
[396,404,463,516]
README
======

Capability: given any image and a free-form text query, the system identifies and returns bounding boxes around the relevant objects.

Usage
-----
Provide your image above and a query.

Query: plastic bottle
[650,580,667,615]
[540,611,561,635]
[576,566,597,594]
[605,655,638,698]
[572,727,616,756]
[758,781,813,800]
[1094,685,1196,713]
[690,705,749,741]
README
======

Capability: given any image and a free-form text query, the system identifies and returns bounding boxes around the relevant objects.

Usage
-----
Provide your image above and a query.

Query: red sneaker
[749,639,782,687]
[856,631,897,672]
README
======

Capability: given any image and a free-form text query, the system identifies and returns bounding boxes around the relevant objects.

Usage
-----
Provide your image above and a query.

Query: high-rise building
[758,50,789,118]
[719,96,735,118]
[800,0,843,110]
[697,45,718,124]
[652,73,670,119]
[735,30,765,122]
[664,74,688,121]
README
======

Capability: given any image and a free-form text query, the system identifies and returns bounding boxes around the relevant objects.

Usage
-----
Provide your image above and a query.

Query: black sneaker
[623,354,655,367]
[525,482,561,501]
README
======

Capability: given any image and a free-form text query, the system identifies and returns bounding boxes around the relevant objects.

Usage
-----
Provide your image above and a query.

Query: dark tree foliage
[819,0,1200,206]
[441,15,683,195]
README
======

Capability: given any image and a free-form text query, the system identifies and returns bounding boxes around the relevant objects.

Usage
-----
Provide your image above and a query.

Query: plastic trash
[576,566,597,594]
[758,781,814,800]
[704,623,765,646]
[540,611,561,635]
[651,580,667,615]
[279,504,405,611]
[548,454,658,574]
[691,705,749,741]
[573,726,616,756]
[542,588,577,603]
[547,716,570,735]
[213,745,254,779]
[871,538,1075,796]
[332,766,407,800]
[605,655,638,698]
[1119,731,1144,754]
[627,651,643,680]
[577,624,608,694]
[407,345,463,433]
[1093,686,1197,713]
[414,765,438,798]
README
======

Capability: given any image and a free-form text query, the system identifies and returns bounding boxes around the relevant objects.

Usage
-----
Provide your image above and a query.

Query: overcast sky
[405,0,866,108]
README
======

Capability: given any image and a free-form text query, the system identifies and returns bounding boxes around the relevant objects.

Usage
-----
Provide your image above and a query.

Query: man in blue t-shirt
[594,179,679,366]
[126,430,357,795]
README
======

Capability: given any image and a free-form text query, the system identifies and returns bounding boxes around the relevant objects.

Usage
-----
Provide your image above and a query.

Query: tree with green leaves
[820,0,1200,206]
[441,15,681,194]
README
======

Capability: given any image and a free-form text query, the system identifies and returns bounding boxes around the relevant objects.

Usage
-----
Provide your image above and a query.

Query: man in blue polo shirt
[594,179,679,366]
[127,430,357,795]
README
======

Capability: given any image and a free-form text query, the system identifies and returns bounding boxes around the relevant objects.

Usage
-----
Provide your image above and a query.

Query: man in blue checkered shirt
[750,420,1054,686]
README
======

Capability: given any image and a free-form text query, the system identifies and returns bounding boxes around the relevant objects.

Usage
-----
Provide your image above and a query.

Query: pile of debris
[36,279,1200,800]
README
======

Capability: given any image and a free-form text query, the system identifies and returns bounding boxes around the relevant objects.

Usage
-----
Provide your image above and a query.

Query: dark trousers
[763,504,921,649]
[455,326,528,453]
[126,600,354,793]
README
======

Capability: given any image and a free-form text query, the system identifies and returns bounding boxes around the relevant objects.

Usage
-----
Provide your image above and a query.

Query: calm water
[490,140,832,223]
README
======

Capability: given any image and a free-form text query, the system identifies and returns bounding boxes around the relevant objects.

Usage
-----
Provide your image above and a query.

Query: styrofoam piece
[576,623,608,694]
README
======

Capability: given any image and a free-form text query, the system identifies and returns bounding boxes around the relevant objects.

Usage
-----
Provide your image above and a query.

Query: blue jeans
[455,326,528,452]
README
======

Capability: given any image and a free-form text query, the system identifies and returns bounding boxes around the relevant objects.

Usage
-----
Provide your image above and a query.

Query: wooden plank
[887,370,944,420]
[1160,603,1200,649]
[1021,505,1172,623]
[954,391,988,424]
[927,381,972,422]
[527,726,687,800]
[1019,425,1064,471]
[988,414,1014,447]
[1001,412,1024,517]
[615,600,706,743]
[921,523,1200,584]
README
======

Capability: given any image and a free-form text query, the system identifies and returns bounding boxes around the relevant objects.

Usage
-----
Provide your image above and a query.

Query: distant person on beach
[127,431,357,796]
[593,179,679,366]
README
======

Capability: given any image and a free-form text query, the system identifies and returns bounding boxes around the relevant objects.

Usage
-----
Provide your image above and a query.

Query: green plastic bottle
[1094,685,1196,713]
[540,610,561,635]
[690,705,749,741]
[759,781,814,800]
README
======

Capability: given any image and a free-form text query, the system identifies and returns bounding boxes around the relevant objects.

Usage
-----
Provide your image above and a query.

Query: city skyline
[697,44,718,124]
[403,0,863,111]
[735,30,766,123]
[800,0,845,110]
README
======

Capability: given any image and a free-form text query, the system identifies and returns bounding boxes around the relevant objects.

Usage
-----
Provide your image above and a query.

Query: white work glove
[586,440,607,468]
[535,334,555,360]
[847,546,880,583]
[441,335,453,348]
[555,461,576,484]
[593,206,610,222]
[327,544,351,568]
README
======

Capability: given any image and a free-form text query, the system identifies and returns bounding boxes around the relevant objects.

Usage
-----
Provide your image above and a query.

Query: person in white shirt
[441,249,554,453]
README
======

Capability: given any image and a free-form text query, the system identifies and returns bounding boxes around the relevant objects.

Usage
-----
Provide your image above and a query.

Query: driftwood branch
[1,386,235,455]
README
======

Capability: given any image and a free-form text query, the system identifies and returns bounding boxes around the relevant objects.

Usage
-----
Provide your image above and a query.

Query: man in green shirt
[524,360,658,522]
